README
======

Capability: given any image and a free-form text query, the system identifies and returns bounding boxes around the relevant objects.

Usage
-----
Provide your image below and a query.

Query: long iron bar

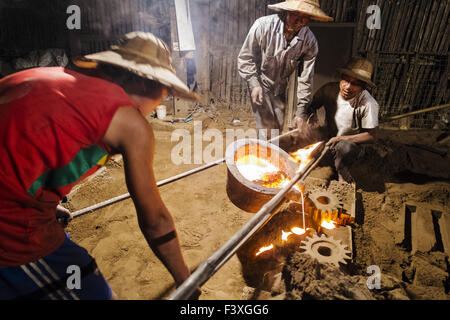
[168,143,329,300]
[384,103,450,121]
[71,129,300,219]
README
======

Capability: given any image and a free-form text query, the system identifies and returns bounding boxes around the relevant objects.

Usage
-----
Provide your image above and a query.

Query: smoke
[70,0,170,42]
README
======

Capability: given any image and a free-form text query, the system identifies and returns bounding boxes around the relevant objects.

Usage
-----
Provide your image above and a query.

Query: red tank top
[0,67,136,266]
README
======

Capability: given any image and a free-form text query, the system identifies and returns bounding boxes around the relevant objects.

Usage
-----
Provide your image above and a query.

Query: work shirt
[238,14,318,113]
[306,82,379,138]
[0,67,136,266]
[335,91,379,136]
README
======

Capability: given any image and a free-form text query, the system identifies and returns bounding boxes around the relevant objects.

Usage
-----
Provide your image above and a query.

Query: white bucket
[156,105,167,119]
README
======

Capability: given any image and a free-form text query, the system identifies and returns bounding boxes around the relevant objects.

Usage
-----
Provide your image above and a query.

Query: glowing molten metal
[235,155,287,187]
[321,220,337,230]
[243,142,324,257]
[236,142,321,190]
[291,227,307,235]
[255,244,274,256]
[281,230,292,241]
[289,142,322,172]
[235,154,293,189]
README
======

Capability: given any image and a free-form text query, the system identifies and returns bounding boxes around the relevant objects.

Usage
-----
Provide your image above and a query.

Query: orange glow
[321,220,337,230]
[255,244,274,256]
[289,142,322,172]
[281,230,292,241]
[291,227,306,235]
[236,155,294,189]
[236,155,279,181]
[244,143,326,259]
[256,171,290,189]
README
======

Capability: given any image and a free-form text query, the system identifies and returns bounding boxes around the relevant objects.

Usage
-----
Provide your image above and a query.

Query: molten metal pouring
[71,129,300,219]
[168,142,329,300]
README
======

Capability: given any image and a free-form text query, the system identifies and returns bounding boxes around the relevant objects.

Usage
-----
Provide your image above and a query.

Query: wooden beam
[170,1,187,115]
[384,103,450,121]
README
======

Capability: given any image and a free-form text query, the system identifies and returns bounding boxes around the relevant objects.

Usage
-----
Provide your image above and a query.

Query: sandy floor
[65,103,450,300]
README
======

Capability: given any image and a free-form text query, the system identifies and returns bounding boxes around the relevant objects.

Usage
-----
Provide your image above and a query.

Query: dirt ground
[65,100,450,300]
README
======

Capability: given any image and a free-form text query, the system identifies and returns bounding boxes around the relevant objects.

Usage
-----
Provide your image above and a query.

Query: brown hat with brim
[268,0,333,22]
[337,57,376,88]
[84,32,199,101]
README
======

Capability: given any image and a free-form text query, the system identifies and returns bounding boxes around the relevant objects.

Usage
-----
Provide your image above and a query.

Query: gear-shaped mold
[308,189,343,213]
[299,233,352,267]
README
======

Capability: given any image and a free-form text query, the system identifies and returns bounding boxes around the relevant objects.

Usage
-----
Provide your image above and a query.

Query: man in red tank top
[0,32,200,300]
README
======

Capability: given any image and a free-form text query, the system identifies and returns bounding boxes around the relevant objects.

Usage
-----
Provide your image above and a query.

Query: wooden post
[191,0,210,105]
[170,1,187,115]
[283,69,298,132]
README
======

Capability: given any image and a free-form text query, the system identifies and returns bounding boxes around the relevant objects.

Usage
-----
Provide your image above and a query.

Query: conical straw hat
[268,0,333,22]
[337,57,376,88]
[84,32,199,101]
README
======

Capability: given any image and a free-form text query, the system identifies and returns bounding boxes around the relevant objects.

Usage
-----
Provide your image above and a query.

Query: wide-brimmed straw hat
[268,0,333,22]
[337,57,376,88]
[83,32,199,101]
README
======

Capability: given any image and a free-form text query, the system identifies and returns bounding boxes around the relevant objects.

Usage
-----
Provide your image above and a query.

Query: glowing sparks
[291,227,306,235]
[255,244,274,256]
[321,220,337,230]
[243,143,327,258]
[281,230,292,241]
[290,141,322,172]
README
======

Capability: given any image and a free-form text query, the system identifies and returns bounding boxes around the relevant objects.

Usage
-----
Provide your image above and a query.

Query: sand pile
[66,102,449,300]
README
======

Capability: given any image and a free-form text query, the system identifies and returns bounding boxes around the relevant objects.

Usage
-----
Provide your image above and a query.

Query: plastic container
[156,105,167,119]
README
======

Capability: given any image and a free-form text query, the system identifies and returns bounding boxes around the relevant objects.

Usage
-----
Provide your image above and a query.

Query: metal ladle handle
[71,129,300,219]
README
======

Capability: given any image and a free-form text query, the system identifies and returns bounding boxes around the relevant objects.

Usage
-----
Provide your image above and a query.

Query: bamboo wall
[205,0,449,128]
[207,0,275,108]
[205,0,359,109]
[0,0,171,58]
[1,0,448,128]
[355,0,449,128]
[317,0,359,22]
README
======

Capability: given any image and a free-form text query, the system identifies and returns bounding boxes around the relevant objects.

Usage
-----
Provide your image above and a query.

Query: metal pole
[71,158,224,219]
[71,129,300,219]
[384,103,450,121]
[168,143,329,300]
